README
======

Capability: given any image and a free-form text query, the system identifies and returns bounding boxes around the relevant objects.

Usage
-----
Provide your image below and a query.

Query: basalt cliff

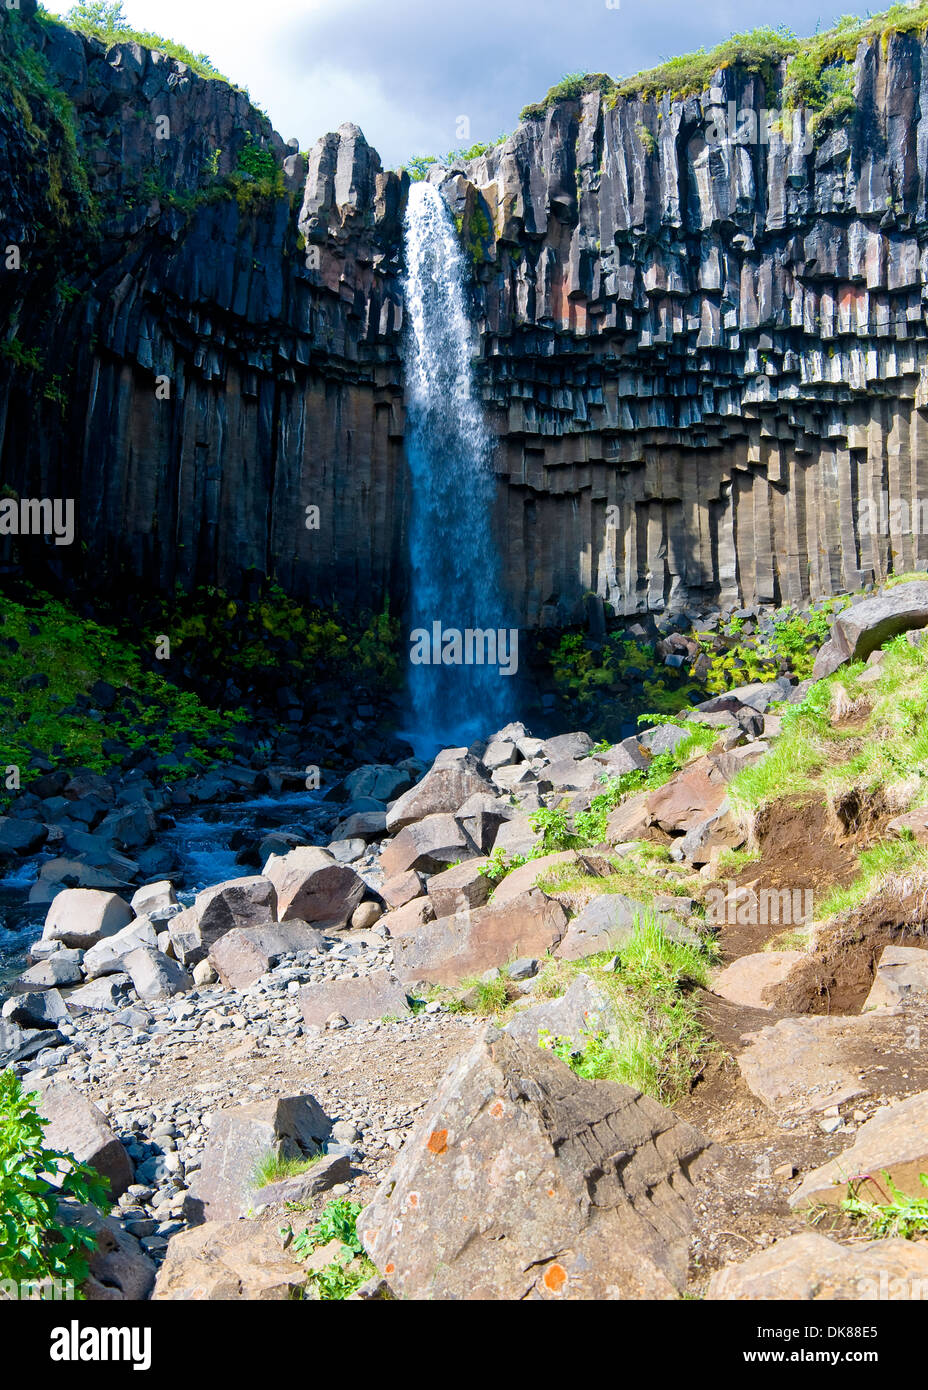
[3,2,928,626]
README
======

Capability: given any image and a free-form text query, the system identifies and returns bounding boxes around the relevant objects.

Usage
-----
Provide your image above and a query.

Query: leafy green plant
[285,1198,378,1300]
[0,1070,110,1293]
[252,1150,321,1188]
[64,0,228,82]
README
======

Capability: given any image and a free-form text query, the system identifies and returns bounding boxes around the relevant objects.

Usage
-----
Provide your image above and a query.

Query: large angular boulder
[82,916,158,978]
[789,1090,928,1210]
[382,897,434,938]
[344,764,412,803]
[37,1082,134,1199]
[2,988,69,1028]
[195,875,278,942]
[454,792,514,854]
[0,817,48,857]
[490,851,578,908]
[556,895,698,962]
[393,890,568,986]
[426,858,492,916]
[539,731,594,762]
[122,947,192,1002]
[645,760,726,834]
[379,814,476,879]
[130,880,178,916]
[737,1011,921,1119]
[209,921,325,990]
[711,951,806,1010]
[262,848,364,927]
[251,1152,351,1207]
[707,1231,928,1300]
[17,954,83,989]
[813,581,928,679]
[299,971,411,1027]
[385,749,493,832]
[360,1027,710,1299]
[66,974,132,1012]
[185,1095,332,1223]
[380,869,425,908]
[0,1019,64,1068]
[57,1200,155,1301]
[42,889,133,950]
[505,973,616,1050]
[153,1220,305,1300]
[863,945,928,1011]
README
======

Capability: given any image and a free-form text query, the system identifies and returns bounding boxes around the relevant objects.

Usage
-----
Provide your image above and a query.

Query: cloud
[43,0,831,167]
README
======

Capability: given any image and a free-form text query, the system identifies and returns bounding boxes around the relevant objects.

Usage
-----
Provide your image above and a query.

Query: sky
[42,0,859,168]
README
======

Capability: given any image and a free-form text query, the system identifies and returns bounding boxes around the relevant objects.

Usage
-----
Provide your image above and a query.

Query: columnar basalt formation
[2,4,928,626]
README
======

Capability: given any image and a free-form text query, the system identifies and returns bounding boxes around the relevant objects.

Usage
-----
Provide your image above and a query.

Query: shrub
[0,1070,109,1294]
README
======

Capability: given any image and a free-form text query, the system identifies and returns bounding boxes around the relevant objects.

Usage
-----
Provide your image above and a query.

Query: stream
[0,788,332,986]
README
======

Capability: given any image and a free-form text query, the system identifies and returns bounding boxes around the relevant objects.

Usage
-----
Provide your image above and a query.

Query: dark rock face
[3,12,928,623]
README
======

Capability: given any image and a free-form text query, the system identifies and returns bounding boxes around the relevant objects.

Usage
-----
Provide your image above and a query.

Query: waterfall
[401,181,515,750]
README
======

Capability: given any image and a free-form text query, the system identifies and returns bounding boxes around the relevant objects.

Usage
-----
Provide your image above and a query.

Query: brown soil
[769,875,928,1015]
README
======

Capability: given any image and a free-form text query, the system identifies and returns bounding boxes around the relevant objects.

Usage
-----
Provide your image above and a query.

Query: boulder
[886,807,928,847]
[252,1152,351,1207]
[2,988,69,1028]
[66,974,133,1012]
[556,895,699,962]
[813,582,928,679]
[480,740,518,772]
[711,951,806,1009]
[0,817,48,857]
[195,875,278,942]
[380,869,425,908]
[185,1094,331,1223]
[427,858,492,916]
[789,1090,928,1210]
[42,889,133,950]
[153,1220,305,1300]
[605,792,653,845]
[130,880,178,916]
[344,764,412,803]
[505,973,616,1049]
[37,1082,134,1199]
[379,814,476,879]
[360,1027,709,1299]
[327,837,366,864]
[707,1231,928,1300]
[82,916,158,978]
[122,947,192,1002]
[490,851,578,908]
[645,760,726,834]
[454,792,515,854]
[864,945,928,1011]
[350,901,382,929]
[539,732,594,762]
[209,921,326,989]
[57,1200,155,1301]
[385,749,493,832]
[677,802,745,863]
[393,889,568,986]
[0,1020,64,1067]
[17,955,83,989]
[383,897,435,938]
[331,810,387,841]
[299,971,411,1027]
[489,812,541,858]
[640,724,693,756]
[262,848,364,927]
[167,905,209,966]
[737,1010,918,1119]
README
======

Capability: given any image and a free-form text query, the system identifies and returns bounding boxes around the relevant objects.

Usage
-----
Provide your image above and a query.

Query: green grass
[531,911,717,1103]
[62,1,229,83]
[838,1172,928,1239]
[455,973,511,1017]
[818,836,928,920]
[252,1150,321,1188]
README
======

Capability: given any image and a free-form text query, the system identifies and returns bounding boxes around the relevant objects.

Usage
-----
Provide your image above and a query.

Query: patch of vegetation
[837,1171,928,1240]
[286,1198,379,1300]
[63,1,228,83]
[404,154,438,181]
[521,72,618,122]
[819,834,928,921]
[549,628,702,724]
[456,972,511,1017]
[0,1070,110,1292]
[252,1149,321,1188]
[0,584,248,801]
[697,603,844,693]
[533,911,716,1102]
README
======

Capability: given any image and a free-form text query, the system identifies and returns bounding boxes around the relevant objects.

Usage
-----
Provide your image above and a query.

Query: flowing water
[0,789,330,985]
[402,181,515,752]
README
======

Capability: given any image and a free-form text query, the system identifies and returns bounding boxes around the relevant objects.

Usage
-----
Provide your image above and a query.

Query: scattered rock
[153,1220,305,1300]
[299,971,411,1028]
[707,1230,928,1300]
[790,1090,928,1209]
[393,889,568,986]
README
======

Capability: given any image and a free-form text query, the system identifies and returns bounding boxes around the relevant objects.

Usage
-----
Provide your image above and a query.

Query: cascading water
[401,181,515,751]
